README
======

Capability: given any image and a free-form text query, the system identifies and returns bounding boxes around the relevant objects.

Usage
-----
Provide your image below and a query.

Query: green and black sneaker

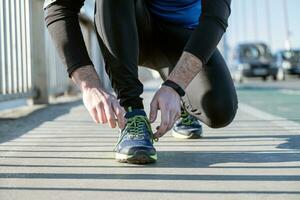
[114,108,157,164]
[172,109,203,139]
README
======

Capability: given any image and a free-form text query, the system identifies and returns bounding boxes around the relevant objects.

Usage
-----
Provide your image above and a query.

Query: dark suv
[274,50,300,78]
[232,43,280,82]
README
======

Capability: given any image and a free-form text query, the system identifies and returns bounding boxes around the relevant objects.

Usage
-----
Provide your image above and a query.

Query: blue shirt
[147,0,201,29]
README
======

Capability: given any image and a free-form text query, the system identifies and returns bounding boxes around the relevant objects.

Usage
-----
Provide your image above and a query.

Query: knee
[203,93,238,129]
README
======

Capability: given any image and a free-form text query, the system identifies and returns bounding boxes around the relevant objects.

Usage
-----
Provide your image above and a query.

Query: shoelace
[126,116,150,138]
[180,110,197,126]
[114,115,157,151]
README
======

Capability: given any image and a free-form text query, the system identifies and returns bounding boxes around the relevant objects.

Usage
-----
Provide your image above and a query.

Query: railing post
[29,0,48,104]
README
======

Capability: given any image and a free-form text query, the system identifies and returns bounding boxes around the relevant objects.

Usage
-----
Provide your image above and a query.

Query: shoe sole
[115,150,157,164]
[172,130,202,139]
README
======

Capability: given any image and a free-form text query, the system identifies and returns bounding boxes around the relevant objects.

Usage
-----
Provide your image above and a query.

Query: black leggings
[94,0,238,128]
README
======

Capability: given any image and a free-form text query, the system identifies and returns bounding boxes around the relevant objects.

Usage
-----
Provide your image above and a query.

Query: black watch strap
[162,80,185,97]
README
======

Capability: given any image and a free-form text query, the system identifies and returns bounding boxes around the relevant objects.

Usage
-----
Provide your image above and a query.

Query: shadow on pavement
[0,148,299,169]
[1,136,299,194]
[0,172,300,181]
[0,100,81,144]
[0,134,299,169]
[277,135,300,150]
[155,150,300,168]
[0,187,299,194]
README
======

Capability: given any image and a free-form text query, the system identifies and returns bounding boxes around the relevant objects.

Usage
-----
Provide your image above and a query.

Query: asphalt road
[236,77,300,122]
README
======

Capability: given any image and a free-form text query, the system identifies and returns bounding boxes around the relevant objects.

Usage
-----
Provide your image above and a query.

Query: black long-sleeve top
[44,0,231,77]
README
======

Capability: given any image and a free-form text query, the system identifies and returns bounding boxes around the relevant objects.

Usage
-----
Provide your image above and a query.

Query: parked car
[232,43,282,82]
[274,49,300,78]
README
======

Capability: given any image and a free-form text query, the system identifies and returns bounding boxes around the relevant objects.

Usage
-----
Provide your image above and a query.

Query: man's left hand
[149,86,181,138]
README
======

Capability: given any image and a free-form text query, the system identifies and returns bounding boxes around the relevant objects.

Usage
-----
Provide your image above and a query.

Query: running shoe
[114,108,157,164]
[172,109,203,139]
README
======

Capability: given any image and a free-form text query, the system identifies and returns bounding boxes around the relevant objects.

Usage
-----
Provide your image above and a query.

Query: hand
[82,88,125,129]
[149,86,181,138]
[71,65,125,129]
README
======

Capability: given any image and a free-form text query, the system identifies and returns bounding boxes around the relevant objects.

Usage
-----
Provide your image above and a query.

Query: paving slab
[0,85,300,200]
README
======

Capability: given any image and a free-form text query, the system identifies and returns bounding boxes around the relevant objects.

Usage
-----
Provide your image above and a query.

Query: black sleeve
[184,0,231,64]
[44,0,93,77]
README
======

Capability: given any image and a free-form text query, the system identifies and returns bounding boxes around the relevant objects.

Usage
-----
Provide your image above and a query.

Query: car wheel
[239,74,244,83]
[262,76,267,81]
[239,76,244,83]
[234,71,243,83]
[275,68,285,81]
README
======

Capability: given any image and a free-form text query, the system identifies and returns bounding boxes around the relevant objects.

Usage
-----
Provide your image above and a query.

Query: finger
[175,111,181,121]
[167,110,177,131]
[149,99,158,123]
[100,106,108,124]
[98,103,108,124]
[90,108,100,123]
[96,104,104,124]
[112,101,125,129]
[156,112,180,134]
[104,102,116,128]
[170,110,180,130]
[155,107,169,138]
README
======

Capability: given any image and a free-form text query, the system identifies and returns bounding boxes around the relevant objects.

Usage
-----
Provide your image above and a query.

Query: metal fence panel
[0,0,33,101]
[0,0,106,103]
[0,0,74,102]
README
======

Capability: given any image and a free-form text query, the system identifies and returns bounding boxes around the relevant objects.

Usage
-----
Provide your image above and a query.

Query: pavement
[0,80,300,200]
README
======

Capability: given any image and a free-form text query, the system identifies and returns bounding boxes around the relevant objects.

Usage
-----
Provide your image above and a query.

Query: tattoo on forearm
[168,52,203,89]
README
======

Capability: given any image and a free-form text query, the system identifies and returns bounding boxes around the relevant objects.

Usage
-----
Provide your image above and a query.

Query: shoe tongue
[125,109,146,119]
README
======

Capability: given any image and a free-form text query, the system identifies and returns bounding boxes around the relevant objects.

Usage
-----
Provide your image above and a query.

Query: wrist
[162,80,185,97]
[71,65,102,91]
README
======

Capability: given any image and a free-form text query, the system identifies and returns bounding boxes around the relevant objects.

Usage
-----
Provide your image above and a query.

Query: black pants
[94,0,238,128]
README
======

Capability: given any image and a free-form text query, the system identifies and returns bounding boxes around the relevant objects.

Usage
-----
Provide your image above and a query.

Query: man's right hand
[82,88,125,128]
[71,66,125,129]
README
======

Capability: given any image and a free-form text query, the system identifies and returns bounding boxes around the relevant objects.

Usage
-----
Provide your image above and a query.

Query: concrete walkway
[0,86,300,200]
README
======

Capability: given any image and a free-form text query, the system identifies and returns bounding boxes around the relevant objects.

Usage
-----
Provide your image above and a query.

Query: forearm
[167,51,203,89]
[44,1,92,77]
[71,65,104,92]
[184,0,231,64]
[168,0,231,90]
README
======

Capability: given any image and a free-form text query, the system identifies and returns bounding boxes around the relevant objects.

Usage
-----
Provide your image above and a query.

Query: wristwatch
[162,80,185,97]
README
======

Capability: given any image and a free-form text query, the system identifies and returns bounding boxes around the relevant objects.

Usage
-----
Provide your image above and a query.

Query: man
[44,0,238,164]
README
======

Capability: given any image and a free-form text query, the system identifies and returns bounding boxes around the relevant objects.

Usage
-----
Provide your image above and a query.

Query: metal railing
[0,0,106,104]
[0,0,33,101]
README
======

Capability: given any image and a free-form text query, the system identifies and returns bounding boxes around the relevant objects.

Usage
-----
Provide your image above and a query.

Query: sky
[226,0,300,53]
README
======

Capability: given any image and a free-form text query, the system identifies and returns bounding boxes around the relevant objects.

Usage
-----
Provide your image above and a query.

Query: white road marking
[239,103,300,134]
[279,89,300,96]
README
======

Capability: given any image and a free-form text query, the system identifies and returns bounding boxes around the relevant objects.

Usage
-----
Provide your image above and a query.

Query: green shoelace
[114,115,157,150]
[180,110,196,126]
